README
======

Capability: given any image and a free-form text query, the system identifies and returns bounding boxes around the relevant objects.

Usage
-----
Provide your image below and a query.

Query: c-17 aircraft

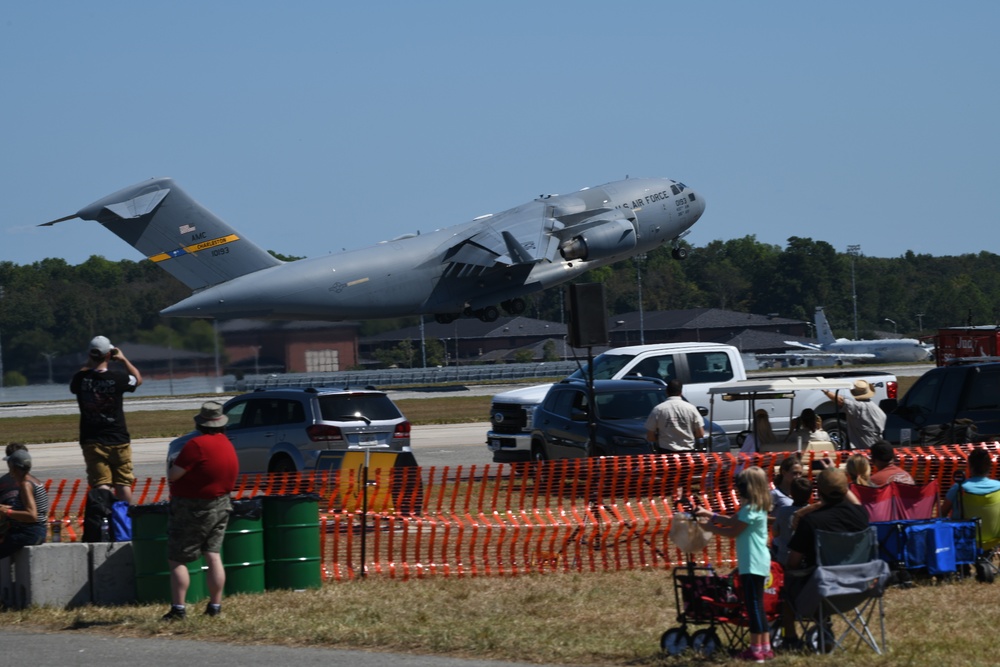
[43,176,705,323]
[775,306,932,364]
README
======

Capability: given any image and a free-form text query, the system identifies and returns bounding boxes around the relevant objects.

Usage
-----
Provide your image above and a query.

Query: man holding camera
[70,335,143,504]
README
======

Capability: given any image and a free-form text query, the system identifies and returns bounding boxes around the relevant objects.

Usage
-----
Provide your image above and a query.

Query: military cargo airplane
[777,306,932,364]
[42,176,704,323]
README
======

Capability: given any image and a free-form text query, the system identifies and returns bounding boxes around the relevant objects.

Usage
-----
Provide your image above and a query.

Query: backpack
[82,488,132,542]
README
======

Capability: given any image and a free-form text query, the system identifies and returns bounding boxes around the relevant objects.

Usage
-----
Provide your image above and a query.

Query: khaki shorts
[168,496,232,564]
[81,441,134,488]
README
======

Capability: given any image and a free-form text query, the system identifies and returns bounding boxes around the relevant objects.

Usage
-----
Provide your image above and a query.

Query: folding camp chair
[958,487,1000,582]
[792,527,889,654]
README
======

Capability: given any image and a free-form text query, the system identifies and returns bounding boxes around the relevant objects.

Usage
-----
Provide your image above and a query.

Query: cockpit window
[688,193,697,202]
[670,184,681,196]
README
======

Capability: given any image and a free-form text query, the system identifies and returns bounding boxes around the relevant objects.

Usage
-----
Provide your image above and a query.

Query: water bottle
[100,516,111,541]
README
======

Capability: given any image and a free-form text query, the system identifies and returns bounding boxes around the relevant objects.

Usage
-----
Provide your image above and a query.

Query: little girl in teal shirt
[697,465,773,662]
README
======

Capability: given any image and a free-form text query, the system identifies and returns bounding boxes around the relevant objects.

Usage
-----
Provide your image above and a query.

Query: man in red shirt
[162,402,239,621]
[869,440,915,486]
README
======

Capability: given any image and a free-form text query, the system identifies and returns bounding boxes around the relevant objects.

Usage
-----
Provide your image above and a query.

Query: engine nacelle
[558,218,637,262]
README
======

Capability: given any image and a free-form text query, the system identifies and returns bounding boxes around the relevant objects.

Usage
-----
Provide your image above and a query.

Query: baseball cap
[4,449,32,471]
[89,335,114,357]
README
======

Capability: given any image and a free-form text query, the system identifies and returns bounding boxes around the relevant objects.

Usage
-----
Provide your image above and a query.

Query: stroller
[660,512,785,657]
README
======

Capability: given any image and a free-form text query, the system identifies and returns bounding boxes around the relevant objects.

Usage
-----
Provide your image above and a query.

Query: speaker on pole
[567,283,608,348]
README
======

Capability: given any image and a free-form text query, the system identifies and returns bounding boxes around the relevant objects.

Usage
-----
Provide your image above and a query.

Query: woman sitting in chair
[785,408,831,447]
[940,448,1000,519]
[739,409,777,454]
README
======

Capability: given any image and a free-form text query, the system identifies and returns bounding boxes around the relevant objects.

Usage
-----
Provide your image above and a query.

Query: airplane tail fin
[42,177,282,291]
[813,306,838,345]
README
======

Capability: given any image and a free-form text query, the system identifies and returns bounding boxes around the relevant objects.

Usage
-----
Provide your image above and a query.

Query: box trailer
[935,326,1000,366]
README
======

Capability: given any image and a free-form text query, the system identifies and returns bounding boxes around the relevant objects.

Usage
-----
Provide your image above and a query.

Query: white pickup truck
[486,342,897,462]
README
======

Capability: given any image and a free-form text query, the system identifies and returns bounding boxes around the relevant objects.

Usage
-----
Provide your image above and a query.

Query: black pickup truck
[883,362,1000,446]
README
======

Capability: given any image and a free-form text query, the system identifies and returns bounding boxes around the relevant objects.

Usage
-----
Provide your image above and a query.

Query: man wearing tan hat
[822,380,886,450]
[162,401,239,621]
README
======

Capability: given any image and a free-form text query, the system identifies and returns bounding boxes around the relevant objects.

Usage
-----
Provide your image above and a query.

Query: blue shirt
[735,504,770,576]
[946,477,1000,518]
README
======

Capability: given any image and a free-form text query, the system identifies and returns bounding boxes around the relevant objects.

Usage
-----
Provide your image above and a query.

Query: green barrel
[130,502,206,604]
[222,498,265,595]
[262,494,322,590]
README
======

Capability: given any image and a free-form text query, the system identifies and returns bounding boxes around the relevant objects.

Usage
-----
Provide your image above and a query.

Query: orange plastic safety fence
[38,444,1000,581]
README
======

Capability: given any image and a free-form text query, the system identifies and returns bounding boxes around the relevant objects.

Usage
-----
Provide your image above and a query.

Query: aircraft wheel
[434,313,458,324]
[501,298,526,315]
[690,628,720,657]
[671,246,689,260]
[660,627,690,656]
[477,306,499,322]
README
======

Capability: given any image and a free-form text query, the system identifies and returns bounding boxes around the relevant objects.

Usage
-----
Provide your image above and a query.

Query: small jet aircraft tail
[813,306,839,345]
[42,177,281,291]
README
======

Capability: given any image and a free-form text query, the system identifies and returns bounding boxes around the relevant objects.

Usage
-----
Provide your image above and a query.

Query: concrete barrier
[90,541,135,605]
[0,542,137,609]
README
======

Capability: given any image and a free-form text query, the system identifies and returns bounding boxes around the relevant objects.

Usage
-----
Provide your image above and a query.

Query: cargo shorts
[81,441,135,488]
[167,495,233,564]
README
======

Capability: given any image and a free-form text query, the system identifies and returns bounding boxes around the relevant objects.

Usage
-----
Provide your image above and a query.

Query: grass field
[0,395,492,445]
[7,569,999,666]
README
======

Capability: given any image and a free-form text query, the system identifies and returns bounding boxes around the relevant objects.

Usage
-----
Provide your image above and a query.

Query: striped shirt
[12,481,49,526]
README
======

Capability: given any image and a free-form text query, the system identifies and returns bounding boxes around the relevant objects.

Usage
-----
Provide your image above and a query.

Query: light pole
[916,312,924,332]
[885,318,897,335]
[40,352,57,384]
[847,245,861,339]
[636,253,646,345]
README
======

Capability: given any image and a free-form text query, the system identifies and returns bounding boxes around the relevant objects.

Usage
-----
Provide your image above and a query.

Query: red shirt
[170,432,239,499]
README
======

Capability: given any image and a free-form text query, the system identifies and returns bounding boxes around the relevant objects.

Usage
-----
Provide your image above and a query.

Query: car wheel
[268,454,297,474]
[660,627,689,655]
[821,418,847,449]
[531,441,548,462]
[690,628,720,657]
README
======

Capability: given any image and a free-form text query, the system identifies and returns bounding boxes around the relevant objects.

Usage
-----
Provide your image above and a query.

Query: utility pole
[40,352,57,384]
[0,285,5,395]
[847,245,861,339]
[916,312,925,332]
[636,253,646,345]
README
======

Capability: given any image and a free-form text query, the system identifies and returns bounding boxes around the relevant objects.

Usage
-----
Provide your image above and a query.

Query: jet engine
[558,218,637,262]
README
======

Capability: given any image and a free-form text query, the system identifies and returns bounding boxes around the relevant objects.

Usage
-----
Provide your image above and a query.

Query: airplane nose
[690,189,706,220]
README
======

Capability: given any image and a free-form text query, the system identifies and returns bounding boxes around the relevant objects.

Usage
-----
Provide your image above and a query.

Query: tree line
[3,236,998,383]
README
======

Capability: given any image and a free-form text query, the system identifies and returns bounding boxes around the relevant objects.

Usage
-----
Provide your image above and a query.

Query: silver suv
[167,387,412,474]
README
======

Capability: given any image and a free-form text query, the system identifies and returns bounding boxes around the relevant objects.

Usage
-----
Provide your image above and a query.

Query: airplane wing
[760,351,877,361]
[440,200,631,269]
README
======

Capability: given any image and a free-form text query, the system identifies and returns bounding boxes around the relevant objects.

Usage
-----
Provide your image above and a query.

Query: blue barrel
[130,502,206,603]
[262,494,322,590]
[223,498,265,595]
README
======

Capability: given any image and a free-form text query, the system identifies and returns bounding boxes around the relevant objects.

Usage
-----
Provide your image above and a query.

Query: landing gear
[434,313,459,324]
[501,298,526,315]
[671,245,689,260]
[476,305,499,322]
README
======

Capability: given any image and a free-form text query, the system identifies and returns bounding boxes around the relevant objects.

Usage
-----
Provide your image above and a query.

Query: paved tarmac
[1,626,565,667]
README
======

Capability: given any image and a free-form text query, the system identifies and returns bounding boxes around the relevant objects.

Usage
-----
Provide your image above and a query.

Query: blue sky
[2,1,997,267]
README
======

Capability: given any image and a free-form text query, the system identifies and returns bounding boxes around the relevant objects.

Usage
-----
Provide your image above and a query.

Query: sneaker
[161,605,187,621]
[761,648,775,660]
[736,647,766,663]
[204,603,222,617]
